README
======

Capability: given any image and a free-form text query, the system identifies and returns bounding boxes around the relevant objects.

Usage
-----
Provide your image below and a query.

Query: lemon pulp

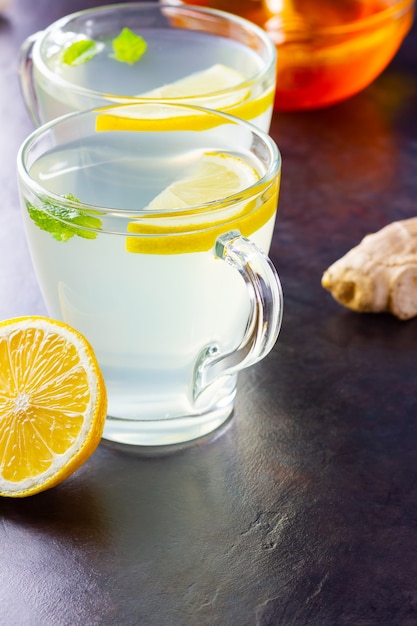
[0,316,107,497]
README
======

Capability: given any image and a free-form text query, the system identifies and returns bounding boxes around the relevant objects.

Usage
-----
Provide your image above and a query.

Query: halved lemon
[127,151,279,254]
[0,316,107,498]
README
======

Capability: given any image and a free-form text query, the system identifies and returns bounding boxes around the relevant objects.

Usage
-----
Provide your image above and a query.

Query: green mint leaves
[27,194,102,242]
[111,28,147,64]
[61,39,103,67]
[61,28,147,67]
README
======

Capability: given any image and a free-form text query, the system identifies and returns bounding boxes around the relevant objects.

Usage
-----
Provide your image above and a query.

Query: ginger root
[322,217,417,320]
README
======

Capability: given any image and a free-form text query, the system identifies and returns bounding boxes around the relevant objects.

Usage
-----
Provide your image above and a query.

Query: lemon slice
[127,151,280,254]
[98,64,274,131]
[0,316,107,498]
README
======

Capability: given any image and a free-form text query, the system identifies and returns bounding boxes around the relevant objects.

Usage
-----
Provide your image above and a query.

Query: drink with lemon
[18,104,282,446]
[20,3,276,130]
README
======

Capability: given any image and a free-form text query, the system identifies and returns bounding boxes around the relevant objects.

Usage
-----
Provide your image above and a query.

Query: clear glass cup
[17,102,283,447]
[19,2,276,131]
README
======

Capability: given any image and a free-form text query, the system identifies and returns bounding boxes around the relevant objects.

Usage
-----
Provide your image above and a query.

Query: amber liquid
[177,0,414,110]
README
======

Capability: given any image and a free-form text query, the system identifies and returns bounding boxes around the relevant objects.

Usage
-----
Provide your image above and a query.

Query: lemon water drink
[18,104,282,446]
[20,3,276,130]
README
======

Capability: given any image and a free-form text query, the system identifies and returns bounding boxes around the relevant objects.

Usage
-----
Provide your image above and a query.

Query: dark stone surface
[1,1,417,624]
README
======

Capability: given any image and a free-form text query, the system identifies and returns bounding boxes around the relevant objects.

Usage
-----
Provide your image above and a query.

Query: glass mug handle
[18,33,42,127]
[194,230,283,399]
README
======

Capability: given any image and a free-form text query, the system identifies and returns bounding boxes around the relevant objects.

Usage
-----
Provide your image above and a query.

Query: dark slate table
[1,1,417,624]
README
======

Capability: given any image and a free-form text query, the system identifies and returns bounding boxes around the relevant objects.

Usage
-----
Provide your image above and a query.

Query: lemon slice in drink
[136,64,274,120]
[127,151,279,255]
[0,316,107,497]
[98,64,273,130]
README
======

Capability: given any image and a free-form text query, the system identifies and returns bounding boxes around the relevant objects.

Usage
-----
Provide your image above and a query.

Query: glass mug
[17,102,283,447]
[18,2,276,131]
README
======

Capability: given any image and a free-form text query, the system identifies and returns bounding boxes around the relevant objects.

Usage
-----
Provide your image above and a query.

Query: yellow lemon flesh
[0,316,107,497]
[127,151,279,255]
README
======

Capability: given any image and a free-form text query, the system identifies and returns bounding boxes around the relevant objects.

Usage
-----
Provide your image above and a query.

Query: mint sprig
[27,194,102,242]
[111,27,147,64]
[61,39,103,67]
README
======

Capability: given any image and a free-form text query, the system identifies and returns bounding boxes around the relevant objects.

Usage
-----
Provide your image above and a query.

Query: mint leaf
[27,194,102,242]
[61,39,102,66]
[111,27,147,64]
